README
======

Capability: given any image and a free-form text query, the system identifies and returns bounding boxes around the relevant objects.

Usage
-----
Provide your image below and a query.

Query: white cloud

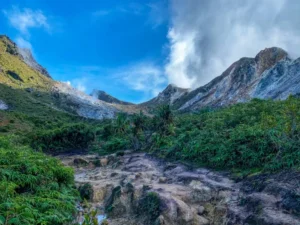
[3,6,50,36]
[63,80,72,86]
[166,0,300,89]
[115,63,167,97]
[71,78,88,92]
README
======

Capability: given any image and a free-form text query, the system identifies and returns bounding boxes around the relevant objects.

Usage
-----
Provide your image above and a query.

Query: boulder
[100,158,108,167]
[73,158,88,167]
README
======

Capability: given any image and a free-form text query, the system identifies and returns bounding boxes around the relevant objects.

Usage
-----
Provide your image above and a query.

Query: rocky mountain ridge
[91,89,133,105]
[140,84,190,108]
[171,47,300,111]
[1,33,300,119]
[0,35,141,119]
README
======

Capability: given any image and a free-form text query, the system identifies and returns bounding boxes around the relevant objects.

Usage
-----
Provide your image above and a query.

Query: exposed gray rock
[52,82,118,119]
[91,90,133,105]
[17,48,51,78]
[52,82,140,120]
[0,100,8,110]
[59,152,300,225]
[141,84,190,108]
[170,47,300,111]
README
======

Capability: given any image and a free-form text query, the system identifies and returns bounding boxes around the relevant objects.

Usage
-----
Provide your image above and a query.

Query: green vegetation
[31,124,95,153]
[137,192,161,224]
[0,35,52,89]
[0,39,300,223]
[0,136,77,225]
[79,183,94,201]
[96,97,300,173]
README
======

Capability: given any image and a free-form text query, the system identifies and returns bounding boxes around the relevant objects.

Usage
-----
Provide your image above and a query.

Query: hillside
[0,35,53,90]
[0,35,142,120]
[171,47,300,111]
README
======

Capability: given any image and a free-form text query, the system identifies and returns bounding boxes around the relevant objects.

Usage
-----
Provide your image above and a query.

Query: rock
[158,177,167,183]
[195,215,209,225]
[189,181,213,202]
[0,100,8,110]
[73,158,88,167]
[141,84,190,107]
[100,158,108,167]
[135,172,142,179]
[17,48,51,78]
[107,155,117,165]
[88,162,95,169]
[155,215,166,225]
[111,172,119,177]
[197,206,205,215]
[91,89,133,105]
[93,185,110,202]
[172,47,300,112]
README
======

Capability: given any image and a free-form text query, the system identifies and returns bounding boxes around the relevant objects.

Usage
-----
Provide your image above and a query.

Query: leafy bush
[101,137,130,153]
[137,192,161,224]
[79,183,94,201]
[31,124,95,153]
[97,98,300,172]
[0,136,78,225]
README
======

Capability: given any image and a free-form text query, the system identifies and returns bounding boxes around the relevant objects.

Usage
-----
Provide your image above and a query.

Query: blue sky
[2,1,299,103]
[0,0,170,103]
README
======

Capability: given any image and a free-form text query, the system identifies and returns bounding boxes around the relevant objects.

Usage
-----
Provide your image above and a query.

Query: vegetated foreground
[1,95,300,224]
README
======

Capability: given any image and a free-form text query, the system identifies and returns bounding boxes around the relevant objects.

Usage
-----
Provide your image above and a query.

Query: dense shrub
[31,124,95,153]
[137,192,161,224]
[79,183,94,201]
[0,136,78,225]
[98,97,300,172]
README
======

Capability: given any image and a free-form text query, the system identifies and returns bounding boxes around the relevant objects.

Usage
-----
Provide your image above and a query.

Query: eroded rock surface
[59,152,300,225]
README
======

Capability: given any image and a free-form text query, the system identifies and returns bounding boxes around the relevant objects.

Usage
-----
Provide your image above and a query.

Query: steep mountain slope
[0,35,142,120]
[0,35,53,90]
[172,47,300,111]
[140,84,189,108]
[91,89,133,105]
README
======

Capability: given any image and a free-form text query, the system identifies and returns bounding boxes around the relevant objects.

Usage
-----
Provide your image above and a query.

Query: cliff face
[141,84,190,108]
[173,47,300,111]
[18,48,51,78]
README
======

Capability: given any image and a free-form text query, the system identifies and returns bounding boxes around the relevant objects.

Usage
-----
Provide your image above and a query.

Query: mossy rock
[74,158,89,167]
[79,183,94,201]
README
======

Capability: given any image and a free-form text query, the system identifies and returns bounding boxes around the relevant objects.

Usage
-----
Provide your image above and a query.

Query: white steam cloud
[166,0,300,89]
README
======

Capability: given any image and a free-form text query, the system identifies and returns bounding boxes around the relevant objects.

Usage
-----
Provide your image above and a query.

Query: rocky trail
[59,152,300,225]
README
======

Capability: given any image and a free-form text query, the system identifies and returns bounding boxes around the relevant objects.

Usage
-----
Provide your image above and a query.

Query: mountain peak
[140,84,189,107]
[175,47,299,111]
[255,47,288,76]
[91,89,133,105]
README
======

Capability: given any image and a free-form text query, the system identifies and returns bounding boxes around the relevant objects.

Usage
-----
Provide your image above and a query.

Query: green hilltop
[0,35,53,90]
